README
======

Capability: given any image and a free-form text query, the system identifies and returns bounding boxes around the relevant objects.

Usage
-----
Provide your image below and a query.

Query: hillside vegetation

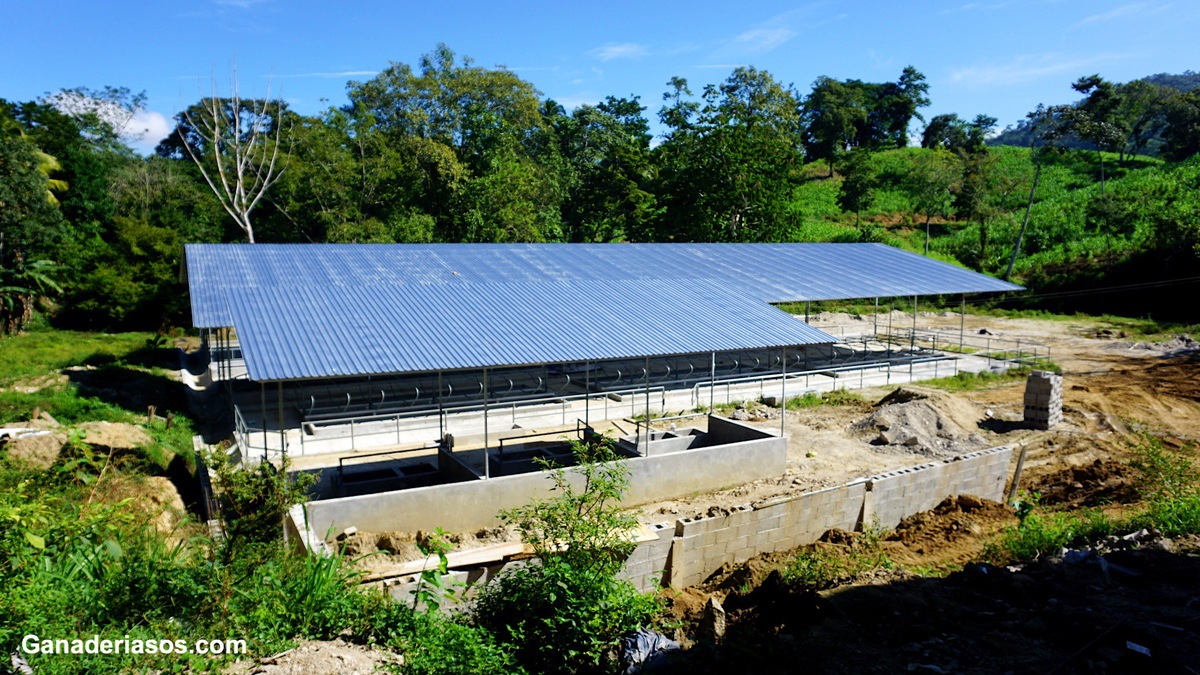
[4,55,1200,333]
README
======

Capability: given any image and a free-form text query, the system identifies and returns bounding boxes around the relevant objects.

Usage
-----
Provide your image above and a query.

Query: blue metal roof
[225,279,836,381]
[184,243,1022,381]
[187,243,1021,328]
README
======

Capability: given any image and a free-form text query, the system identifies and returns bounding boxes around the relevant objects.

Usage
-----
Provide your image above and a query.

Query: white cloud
[940,2,1012,15]
[731,27,795,52]
[212,0,269,7]
[589,42,650,61]
[272,70,379,79]
[949,52,1132,86]
[128,111,173,155]
[1070,2,1167,29]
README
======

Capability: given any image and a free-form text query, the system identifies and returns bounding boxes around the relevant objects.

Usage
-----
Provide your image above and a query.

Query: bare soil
[652,313,1200,673]
[224,639,403,674]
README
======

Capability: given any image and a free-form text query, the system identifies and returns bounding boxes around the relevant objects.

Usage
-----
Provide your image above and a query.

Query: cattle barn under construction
[184,242,1022,512]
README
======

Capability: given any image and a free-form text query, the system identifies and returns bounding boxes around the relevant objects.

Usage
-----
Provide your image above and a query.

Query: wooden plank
[365,541,526,581]
[362,525,656,583]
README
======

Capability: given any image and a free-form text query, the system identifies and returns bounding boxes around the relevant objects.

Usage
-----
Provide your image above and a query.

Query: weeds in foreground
[1127,430,1200,536]
[784,389,865,409]
[986,431,1200,564]
[782,526,893,590]
[920,359,1061,392]
[984,492,1116,563]
[475,438,661,674]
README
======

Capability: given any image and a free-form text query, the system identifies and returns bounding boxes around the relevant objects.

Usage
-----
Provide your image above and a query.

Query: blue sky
[3,0,1197,153]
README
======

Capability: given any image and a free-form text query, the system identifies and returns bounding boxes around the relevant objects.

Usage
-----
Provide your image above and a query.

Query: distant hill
[1142,70,1200,92]
[990,69,1198,153]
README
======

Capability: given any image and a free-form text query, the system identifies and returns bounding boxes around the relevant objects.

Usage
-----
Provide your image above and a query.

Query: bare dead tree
[181,63,288,243]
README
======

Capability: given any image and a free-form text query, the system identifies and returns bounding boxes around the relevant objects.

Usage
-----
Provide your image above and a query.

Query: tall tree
[800,76,867,176]
[836,148,876,227]
[548,96,657,242]
[1162,89,1200,161]
[0,132,66,333]
[904,149,958,254]
[164,66,289,243]
[345,45,564,241]
[656,67,803,241]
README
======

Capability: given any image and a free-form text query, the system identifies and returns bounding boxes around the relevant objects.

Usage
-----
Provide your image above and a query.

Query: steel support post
[780,345,787,437]
[709,352,716,412]
[259,382,267,461]
[960,294,966,352]
[482,367,489,479]
[277,381,285,459]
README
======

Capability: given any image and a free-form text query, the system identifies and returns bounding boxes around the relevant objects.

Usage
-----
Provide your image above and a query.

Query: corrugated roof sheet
[186,243,1022,328]
[185,243,1022,381]
[226,280,835,381]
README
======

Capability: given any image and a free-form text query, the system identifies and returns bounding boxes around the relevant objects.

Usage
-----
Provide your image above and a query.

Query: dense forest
[3,45,1200,332]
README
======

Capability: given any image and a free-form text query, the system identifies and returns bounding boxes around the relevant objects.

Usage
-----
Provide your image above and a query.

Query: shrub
[984,492,1114,563]
[473,438,661,674]
[207,452,314,552]
[1128,431,1200,536]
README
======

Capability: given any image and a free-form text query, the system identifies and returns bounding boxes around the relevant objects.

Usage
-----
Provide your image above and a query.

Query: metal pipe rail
[690,352,961,409]
[277,383,670,456]
[880,328,1051,365]
[497,427,587,457]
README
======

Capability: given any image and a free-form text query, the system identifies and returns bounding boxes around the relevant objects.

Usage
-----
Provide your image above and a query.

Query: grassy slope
[784,147,1199,319]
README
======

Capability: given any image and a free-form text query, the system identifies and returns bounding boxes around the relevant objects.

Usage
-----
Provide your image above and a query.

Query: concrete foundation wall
[612,446,1012,591]
[292,446,1012,596]
[302,425,787,535]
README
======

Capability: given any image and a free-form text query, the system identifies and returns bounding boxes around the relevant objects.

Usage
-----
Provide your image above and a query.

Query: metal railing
[236,383,670,458]
[690,350,959,409]
[232,330,1050,460]
[880,328,1051,366]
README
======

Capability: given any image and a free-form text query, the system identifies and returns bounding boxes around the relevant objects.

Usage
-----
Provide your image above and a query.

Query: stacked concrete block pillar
[1024,370,1063,430]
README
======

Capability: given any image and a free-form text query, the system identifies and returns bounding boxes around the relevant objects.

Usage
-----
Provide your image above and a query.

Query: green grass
[784,389,864,409]
[0,328,154,388]
[782,527,892,590]
[984,502,1116,564]
[986,432,1200,564]
[918,360,1060,392]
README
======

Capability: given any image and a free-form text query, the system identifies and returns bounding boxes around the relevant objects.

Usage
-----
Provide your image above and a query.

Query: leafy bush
[208,452,314,552]
[782,526,892,589]
[1128,431,1200,536]
[984,492,1114,563]
[473,438,661,674]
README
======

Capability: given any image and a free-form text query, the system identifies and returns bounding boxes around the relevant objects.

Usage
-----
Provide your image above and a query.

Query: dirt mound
[883,495,1016,568]
[1104,333,1200,356]
[100,474,188,535]
[851,386,987,456]
[225,639,402,674]
[1,430,68,470]
[77,421,152,450]
[1026,458,1137,509]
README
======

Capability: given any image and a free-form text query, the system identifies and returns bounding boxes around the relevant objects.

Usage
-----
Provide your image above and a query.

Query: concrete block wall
[660,481,867,590]
[648,446,1011,590]
[618,521,676,591]
[1024,370,1063,429]
[862,447,1012,529]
